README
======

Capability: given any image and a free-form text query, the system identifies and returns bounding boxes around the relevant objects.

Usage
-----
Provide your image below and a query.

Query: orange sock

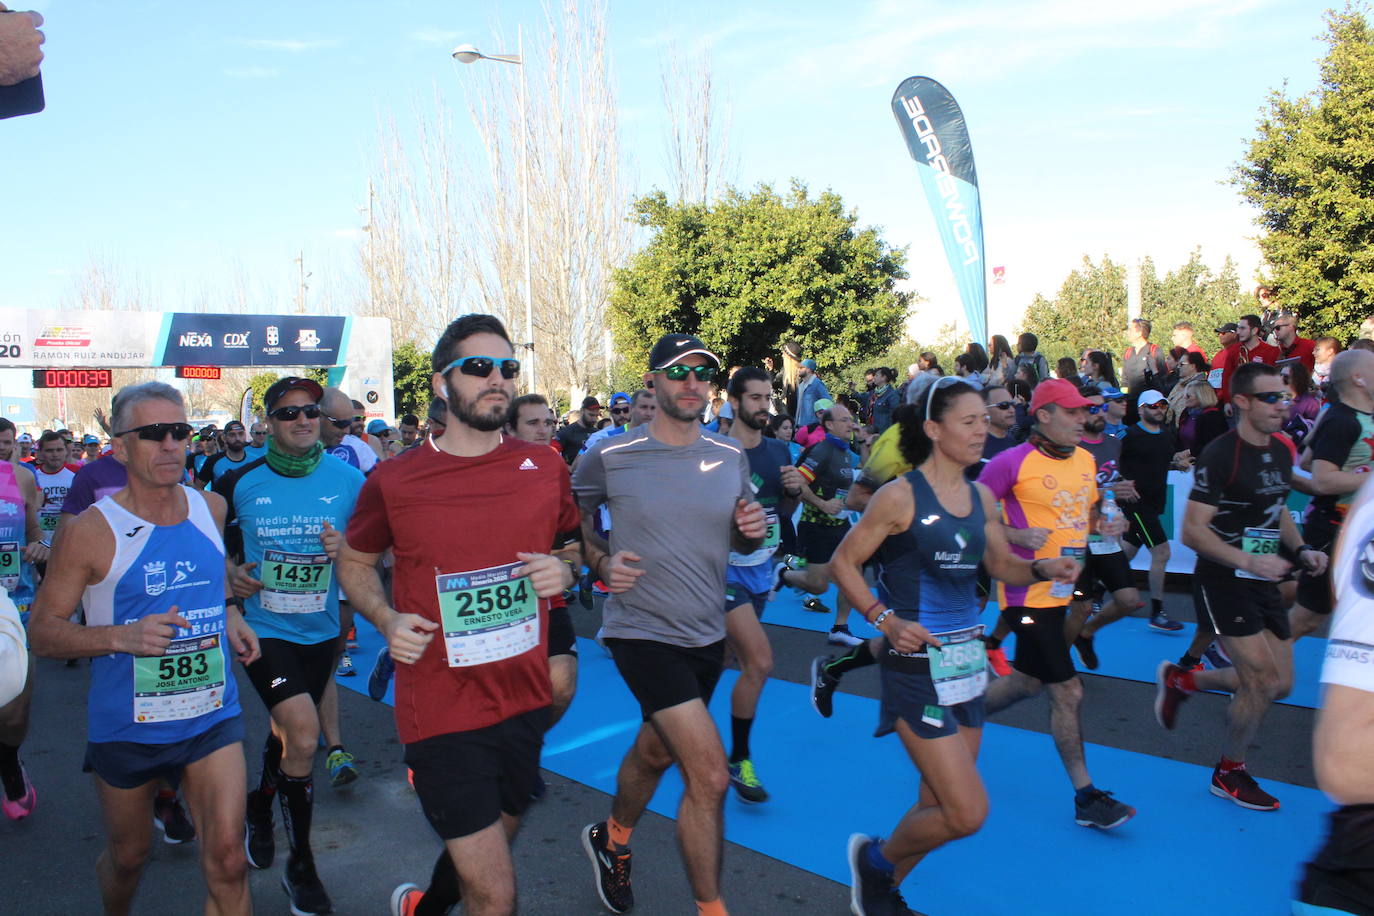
[607,815,633,849]
[696,899,728,916]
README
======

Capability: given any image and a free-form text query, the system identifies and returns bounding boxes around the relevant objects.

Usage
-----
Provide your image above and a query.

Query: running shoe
[828,625,864,647]
[282,854,333,915]
[810,655,840,719]
[592,580,610,596]
[986,646,1012,678]
[367,646,395,701]
[578,570,594,609]
[1202,642,1234,670]
[727,759,769,804]
[244,789,275,869]
[345,626,358,650]
[153,792,196,844]
[327,748,359,788]
[334,651,355,678]
[1074,789,1136,829]
[581,821,633,914]
[802,597,831,614]
[1211,766,1280,811]
[1,763,35,820]
[767,562,791,603]
[1149,610,1185,633]
[390,883,423,916]
[1073,634,1099,670]
[1153,661,1191,730]
[847,834,918,916]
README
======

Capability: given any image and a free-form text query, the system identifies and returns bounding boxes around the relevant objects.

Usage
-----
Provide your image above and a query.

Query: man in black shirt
[982,385,1021,462]
[1155,362,1327,811]
[555,396,601,465]
[1118,390,1187,631]
[195,420,251,490]
[1289,349,1374,641]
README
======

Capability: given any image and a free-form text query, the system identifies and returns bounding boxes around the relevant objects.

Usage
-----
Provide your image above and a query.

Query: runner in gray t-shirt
[573,333,765,916]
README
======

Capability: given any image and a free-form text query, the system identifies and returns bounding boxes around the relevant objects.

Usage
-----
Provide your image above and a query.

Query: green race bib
[132,634,227,723]
[435,561,539,667]
[927,625,988,705]
[1236,527,1280,580]
[763,509,781,550]
[260,550,332,614]
[38,513,58,532]
[0,540,18,592]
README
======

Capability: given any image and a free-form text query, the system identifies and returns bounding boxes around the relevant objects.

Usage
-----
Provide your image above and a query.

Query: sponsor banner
[161,314,347,367]
[0,310,162,366]
[890,76,988,346]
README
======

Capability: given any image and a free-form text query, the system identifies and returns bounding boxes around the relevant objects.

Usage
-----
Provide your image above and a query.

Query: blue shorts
[84,716,244,790]
[876,651,986,740]
[723,583,769,618]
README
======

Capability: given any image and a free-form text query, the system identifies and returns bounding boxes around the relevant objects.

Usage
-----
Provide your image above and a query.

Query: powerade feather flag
[891,77,987,346]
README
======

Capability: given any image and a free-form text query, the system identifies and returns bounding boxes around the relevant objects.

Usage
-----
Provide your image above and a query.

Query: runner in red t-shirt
[1218,314,1280,402]
[1273,310,1317,371]
[339,315,579,916]
[1171,321,1209,363]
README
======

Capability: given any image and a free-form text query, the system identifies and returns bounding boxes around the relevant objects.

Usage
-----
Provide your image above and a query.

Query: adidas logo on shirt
[518,457,539,470]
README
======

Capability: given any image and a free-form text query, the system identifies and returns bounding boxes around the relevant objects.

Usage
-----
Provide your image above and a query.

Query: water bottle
[1100,489,1122,552]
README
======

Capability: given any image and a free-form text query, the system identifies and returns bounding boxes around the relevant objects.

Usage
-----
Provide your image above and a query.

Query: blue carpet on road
[338,623,1329,916]
[764,586,1325,709]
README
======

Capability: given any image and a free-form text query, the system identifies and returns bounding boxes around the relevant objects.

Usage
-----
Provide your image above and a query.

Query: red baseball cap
[1029,378,1092,414]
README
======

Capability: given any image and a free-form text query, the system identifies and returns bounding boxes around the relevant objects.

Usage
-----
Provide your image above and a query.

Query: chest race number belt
[435,560,538,667]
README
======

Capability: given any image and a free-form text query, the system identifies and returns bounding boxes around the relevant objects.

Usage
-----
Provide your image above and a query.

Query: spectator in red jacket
[1273,309,1316,370]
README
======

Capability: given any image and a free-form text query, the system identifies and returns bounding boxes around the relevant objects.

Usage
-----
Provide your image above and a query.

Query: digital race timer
[175,366,222,380]
[31,369,113,389]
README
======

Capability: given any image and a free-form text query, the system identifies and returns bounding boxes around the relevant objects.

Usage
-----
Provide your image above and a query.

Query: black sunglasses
[609,406,630,414]
[989,400,1015,410]
[116,422,193,442]
[326,417,352,430]
[269,404,323,421]
[1248,392,1292,405]
[655,365,717,382]
[440,355,521,380]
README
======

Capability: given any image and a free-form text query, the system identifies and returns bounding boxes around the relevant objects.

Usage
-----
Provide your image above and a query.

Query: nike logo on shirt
[699,460,724,472]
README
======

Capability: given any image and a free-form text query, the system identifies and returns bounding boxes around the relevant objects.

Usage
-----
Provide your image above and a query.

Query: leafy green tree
[1233,5,1374,340]
[247,372,280,415]
[609,181,912,378]
[1139,251,1245,351]
[392,340,433,418]
[1020,255,1127,364]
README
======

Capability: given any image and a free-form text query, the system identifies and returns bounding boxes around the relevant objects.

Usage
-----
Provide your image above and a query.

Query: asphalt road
[0,589,1321,915]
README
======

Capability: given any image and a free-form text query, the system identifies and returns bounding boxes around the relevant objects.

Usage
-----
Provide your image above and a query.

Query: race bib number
[927,625,987,706]
[0,540,18,592]
[1049,547,1086,599]
[260,550,331,614]
[1086,533,1119,556]
[132,634,226,723]
[1236,527,1280,580]
[1207,368,1224,389]
[762,509,781,551]
[38,512,58,532]
[435,561,538,668]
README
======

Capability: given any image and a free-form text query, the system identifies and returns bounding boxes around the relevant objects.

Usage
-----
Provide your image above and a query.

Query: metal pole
[518,26,535,395]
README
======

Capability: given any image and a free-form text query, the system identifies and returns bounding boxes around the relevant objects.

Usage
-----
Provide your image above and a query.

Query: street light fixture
[452,34,537,395]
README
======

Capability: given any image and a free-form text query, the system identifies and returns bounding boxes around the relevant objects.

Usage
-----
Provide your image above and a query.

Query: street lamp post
[452,31,536,395]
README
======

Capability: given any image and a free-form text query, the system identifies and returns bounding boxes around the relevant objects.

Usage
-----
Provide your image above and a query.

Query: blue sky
[0,0,1335,342]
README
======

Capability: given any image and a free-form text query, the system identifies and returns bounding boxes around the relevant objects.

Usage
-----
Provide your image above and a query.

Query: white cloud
[224,66,279,79]
[411,28,464,46]
[241,38,341,53]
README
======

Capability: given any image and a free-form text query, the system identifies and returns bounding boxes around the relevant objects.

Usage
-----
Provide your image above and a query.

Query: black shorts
[1124,510,1168,550]
[84,716,244,790]
[723,583,769,618]
[1074,547,1136,597]
[606,638,724,721]
[1001,606,1076,685]
[547,603,577,658]
[404,707,550,840]
[876,650,986,740]
[798,520,849,565]
[1296,517,1340,616]
[1193,573,1290,640]
[244,637,336,709]
[1297,804,1374,915]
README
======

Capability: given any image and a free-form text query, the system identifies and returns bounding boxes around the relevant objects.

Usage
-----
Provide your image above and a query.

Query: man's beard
[658,391,702,423]
[1084,417,1105,435]
[447,382,508,432]
[737,406,769,431]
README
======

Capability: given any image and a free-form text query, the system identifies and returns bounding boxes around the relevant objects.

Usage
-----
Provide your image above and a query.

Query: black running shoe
[1073,634,1099,670]
[153,793,196,844]
[1074,788,1136,829]
[244,789,275,869]
[581,821,633,914]
[810,655,840,719]
[847,834,918,915]
[282,855,333,915]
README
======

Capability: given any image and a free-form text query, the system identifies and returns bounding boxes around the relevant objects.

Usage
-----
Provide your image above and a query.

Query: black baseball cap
[1215,322,1239,334]
[264,376,324,411]
[648,333,721,371]
[223,420,246,433]
[581,396,602,409]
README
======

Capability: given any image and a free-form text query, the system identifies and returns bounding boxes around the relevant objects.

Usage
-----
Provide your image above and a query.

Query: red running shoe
[1154,661,1192,730]
[1211,766,1280,811]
